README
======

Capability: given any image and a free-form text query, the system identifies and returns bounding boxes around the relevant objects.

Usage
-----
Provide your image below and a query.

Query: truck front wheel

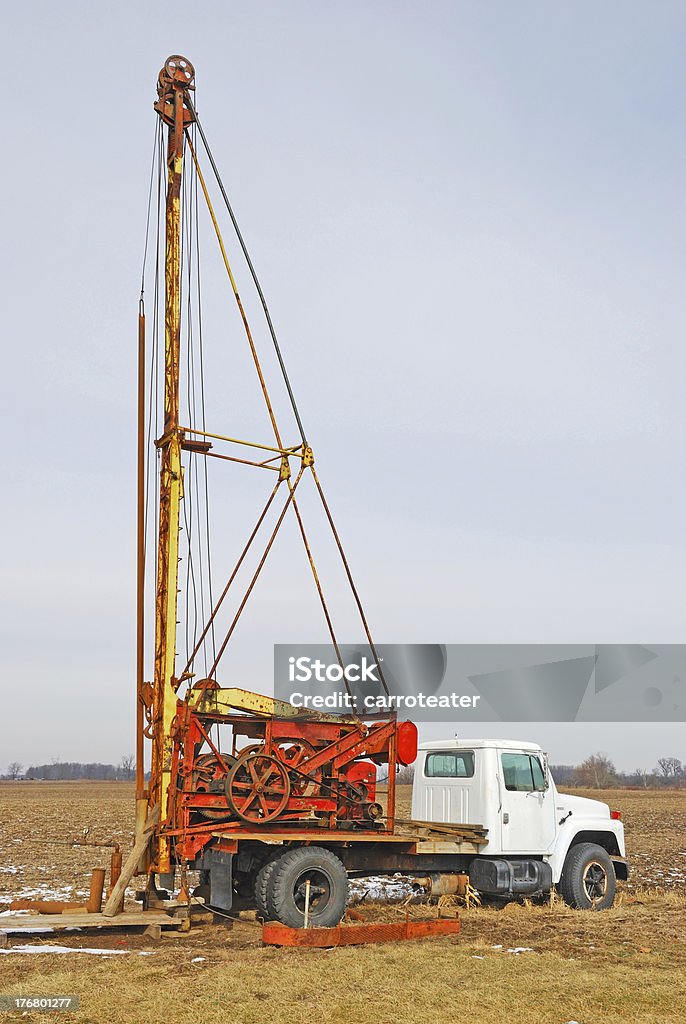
[267,846,349,929]
[558,842,616,910]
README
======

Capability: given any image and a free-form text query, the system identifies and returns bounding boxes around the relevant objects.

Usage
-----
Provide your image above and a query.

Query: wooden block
[143,924,162,941]
[0,911,181,933]
[0,932,8,948]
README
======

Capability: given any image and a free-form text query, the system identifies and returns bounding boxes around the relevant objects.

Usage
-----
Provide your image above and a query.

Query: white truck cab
[412,738,627,909]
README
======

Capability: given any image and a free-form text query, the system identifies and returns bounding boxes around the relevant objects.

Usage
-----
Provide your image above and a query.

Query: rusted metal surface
[211,829,416,844]
[149,56,196,874]
[10,868,106,915]
[88,868,106,913]
[410,872,469,897]
[136,307,146,800]
[162,705,417,863]
[262,916,461,947]
[109,847,122,896]
[9,900,86,914]
[226,753,291,823]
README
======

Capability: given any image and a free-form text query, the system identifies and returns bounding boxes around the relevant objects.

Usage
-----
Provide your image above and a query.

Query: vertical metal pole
[136,304,146,801]
[150,70,188,874]
[303,879,311,929]
[387,729,397,833]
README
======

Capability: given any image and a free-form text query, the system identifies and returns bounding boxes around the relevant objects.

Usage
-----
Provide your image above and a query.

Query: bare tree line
[388,753,685,789]
[2,752,684,788]
[2,756,136,781]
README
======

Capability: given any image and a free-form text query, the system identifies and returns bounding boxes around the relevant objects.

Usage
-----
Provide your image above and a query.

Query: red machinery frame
[159,691,418,865]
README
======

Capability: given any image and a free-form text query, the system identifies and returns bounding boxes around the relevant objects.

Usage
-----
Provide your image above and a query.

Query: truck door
[414,749,475,824]
[499,751,556,853]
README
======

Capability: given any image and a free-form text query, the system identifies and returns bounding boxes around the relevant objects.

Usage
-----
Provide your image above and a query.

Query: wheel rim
[583,861,608,904]
[225,753,291,823]
[292,868,333,919]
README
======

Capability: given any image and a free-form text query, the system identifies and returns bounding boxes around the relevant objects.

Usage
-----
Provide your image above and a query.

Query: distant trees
[4,751,683,789]
[549,764,576,786]
[656,757,683,781]
[567,752,684,789]
[21,759,141,781]
[574,753,618,789]
[633,767,653,789]
[396,765,415,785]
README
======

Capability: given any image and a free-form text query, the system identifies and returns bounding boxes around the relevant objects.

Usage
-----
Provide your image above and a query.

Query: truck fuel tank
[469,858,553,896]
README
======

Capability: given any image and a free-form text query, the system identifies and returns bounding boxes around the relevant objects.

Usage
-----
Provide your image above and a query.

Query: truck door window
[530,755,547,791]
[502,753,540,792]
[425,751,475,778]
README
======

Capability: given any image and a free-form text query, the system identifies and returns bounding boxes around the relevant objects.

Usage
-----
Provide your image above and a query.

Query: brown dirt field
[392,784,686,893]
[0,782,684,1024]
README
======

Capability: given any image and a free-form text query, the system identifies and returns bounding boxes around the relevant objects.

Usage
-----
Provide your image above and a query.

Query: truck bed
[212,819,488,856]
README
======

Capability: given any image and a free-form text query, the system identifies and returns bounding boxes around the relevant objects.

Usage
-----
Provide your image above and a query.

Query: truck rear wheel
[558,842,616,910]
[267,846,349,929]
[254,858,278,920]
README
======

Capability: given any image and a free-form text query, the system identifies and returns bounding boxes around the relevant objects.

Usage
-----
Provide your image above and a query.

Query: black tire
[268,846,349,929]
[558,842,616,910]
[254,858,279,921]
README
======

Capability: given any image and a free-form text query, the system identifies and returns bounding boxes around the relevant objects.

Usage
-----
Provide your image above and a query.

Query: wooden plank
[396,819,487,836]
[0,911,181,933]
[406,828,488,844]
[102,803,159,917]
[414,839,483,854]
[408,819,487,834]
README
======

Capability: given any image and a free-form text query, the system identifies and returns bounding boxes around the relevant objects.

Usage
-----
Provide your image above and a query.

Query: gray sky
[1,2,684,772]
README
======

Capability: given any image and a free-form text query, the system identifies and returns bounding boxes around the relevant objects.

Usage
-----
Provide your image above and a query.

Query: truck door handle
[503,812,509,824]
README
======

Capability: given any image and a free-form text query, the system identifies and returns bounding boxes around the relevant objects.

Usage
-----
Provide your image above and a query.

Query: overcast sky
[1,2,684,771]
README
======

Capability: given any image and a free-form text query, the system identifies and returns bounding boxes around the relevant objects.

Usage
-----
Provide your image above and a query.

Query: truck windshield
[425,751,475,778]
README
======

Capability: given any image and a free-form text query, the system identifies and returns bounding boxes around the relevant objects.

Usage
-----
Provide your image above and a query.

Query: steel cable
[183,92,308,447]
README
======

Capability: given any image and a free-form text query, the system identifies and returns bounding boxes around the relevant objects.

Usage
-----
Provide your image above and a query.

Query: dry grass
[0,782,685,1024]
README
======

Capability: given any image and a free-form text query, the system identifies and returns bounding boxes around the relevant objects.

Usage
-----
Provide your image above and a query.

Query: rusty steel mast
[143,56,196,873]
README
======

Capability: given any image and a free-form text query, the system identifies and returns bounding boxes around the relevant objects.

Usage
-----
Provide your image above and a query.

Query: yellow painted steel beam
[150,75,188,874]
[180,426,303,456]
[188,687,359,727]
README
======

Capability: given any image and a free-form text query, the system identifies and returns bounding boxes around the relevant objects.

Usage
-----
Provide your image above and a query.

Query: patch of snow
[191,956,206,963]
[9,885,73,901]
[506,947,534,954]
[471,955,485,959]
[0,945,155,956]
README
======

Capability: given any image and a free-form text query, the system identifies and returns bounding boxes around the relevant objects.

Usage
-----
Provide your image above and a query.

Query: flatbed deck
[212,819,489,856]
